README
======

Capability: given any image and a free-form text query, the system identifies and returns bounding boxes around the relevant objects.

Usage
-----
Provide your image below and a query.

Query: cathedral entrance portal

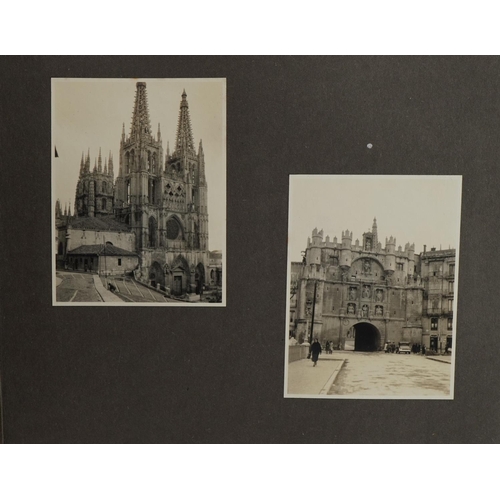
[148,261,165,289]
[173,275,182,295]
[352,322,381,352]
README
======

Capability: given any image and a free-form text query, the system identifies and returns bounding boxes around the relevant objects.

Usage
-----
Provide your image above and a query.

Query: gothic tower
[164,89,208,251]
[114,82,164,248]
[75,149,114,218]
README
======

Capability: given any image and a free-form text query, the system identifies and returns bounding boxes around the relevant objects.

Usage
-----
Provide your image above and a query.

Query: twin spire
[128,82,194,157]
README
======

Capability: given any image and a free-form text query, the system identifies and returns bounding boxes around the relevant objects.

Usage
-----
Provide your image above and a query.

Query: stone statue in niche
[362,285,371,299]
[376,289,383,302]
[375,305,383,316]
[362,304,369,317]
[363,259,371,274]
[349,287,357,300]
[347,303,355,314]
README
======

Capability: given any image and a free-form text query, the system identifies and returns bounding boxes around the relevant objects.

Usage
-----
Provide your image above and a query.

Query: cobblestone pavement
[327,351,452,398]
[56,271,102,302]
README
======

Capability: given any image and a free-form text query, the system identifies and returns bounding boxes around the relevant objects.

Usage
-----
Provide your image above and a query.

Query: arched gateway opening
[352,322,381,352]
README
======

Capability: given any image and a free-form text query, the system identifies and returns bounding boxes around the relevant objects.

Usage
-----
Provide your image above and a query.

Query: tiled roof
[66,216,131,232]
[68,244,138,257]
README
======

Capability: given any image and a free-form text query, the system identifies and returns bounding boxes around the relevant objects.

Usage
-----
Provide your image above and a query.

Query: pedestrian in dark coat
[310,338,322,367]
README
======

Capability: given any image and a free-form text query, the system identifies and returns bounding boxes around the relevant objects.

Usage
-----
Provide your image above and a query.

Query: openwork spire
[372,217,378,247]
[174,90,195,156]
[130,82,152,139]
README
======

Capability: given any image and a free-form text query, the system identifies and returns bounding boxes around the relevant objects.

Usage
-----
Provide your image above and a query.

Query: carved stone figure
[376,289,383,302]
[347,303,355,314]
[349,287,356,300]
[362,285,371,299]
[362,304,369,317]
[375,305,383,316]
[364,259,371,273]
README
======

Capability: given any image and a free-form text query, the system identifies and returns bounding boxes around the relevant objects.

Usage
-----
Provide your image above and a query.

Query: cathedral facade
[56,82,215,297]
[290,219,455,353]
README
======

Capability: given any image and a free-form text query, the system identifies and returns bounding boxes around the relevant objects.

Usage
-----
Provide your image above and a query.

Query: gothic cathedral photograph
[52,79,226,305]
[285,175,462,399]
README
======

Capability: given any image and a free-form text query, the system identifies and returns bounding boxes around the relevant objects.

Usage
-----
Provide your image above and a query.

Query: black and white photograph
[285,175,462,399]
[52,78,226,306]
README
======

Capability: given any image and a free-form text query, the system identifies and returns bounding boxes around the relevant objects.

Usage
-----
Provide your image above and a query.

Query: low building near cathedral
[290,219,455,353]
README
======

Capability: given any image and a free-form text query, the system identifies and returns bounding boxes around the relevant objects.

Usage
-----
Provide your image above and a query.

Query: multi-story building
[290,219,455,353]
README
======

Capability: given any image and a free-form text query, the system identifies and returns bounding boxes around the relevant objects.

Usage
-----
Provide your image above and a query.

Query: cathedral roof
[67,216,131,232]
[68,244,137,257]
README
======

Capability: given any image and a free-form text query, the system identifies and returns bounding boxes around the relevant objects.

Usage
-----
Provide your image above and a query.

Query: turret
[385,236,396,273]
[98,148,102,172]
[407,242,415,276]
[372,217,378,248]
[55,199,62,219]
[88,178,95,217]
[157,123,161,142]
[307,228,323,265]
[85,149,90,172]
[109,152,114,178]
[340,229,353,268]
[198,139,206,185]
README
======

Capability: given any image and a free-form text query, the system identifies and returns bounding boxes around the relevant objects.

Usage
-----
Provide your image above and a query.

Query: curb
[426,357,452,365]
[319,359,346,395]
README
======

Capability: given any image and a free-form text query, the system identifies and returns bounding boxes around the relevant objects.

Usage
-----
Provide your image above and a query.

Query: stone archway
[195,262,205,294]
[352,322,381,352]
[149,261,165,288]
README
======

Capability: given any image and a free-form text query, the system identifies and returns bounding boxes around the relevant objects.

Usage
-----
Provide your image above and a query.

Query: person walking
[325,341,330,355]
[310,338,322,367]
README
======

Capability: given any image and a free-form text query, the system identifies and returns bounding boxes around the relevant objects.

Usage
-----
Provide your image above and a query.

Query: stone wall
[65,229,136,252]
[99,255,138,276]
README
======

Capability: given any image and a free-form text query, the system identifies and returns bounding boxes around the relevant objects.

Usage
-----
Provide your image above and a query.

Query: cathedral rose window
[166,218,181,240]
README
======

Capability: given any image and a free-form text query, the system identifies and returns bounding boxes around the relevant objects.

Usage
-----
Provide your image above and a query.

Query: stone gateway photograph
[52,78,226,305]
[285,175,462,399]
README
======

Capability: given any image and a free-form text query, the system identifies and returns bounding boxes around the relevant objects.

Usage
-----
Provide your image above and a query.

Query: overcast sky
[52,78,226,253]
[288,175,462,262]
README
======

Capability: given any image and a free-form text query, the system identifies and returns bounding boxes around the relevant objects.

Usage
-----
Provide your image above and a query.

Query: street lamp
[308,279,318,345]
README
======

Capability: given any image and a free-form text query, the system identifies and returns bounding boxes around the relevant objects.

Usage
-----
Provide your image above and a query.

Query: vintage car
[398,341,411,354]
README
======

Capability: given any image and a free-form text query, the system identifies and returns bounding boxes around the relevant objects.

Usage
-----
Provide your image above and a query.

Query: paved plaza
[55,271,102,302]
[55,271,176,303]
[287,351,452,398]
